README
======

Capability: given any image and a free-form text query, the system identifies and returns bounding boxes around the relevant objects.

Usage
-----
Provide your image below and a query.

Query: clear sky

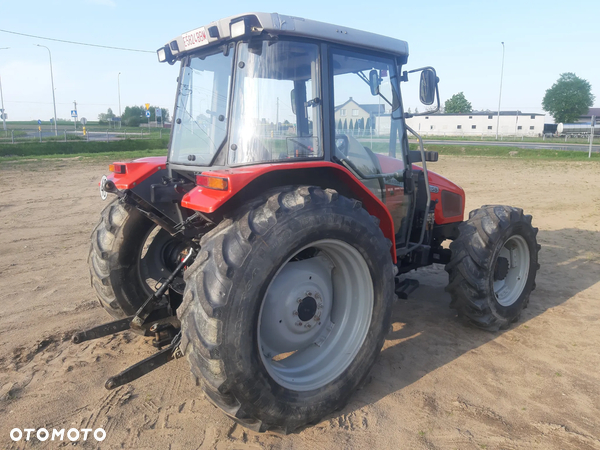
[0,0,597,123]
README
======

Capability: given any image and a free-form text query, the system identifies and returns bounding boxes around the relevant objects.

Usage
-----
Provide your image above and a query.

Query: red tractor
[78,13,540,433]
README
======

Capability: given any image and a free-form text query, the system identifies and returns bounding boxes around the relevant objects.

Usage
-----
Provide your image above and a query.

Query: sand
[0,155,599,449]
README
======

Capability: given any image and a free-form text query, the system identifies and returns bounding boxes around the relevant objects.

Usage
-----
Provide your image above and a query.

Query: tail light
[109,163,127,174]
[196,175,229,191]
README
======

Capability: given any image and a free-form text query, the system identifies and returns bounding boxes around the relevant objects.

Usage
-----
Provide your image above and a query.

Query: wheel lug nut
[313,315,320,322]
[304,323,312,328]
[297,298,302,303]
[295,321,303,326]
[315,293,321,300]
[305,291,312,297]
[293,310,298,316]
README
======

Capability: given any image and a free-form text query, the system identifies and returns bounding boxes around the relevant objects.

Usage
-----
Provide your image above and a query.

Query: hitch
[105,337,184,390]
[72,248,194,388]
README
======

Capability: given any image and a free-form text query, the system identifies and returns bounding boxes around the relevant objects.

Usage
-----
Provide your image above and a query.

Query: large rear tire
[445,205,540,330]
[88,199,186,318]
[178,186,395,433]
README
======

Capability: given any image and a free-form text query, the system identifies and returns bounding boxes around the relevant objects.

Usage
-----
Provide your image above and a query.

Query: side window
[331,50,405,201]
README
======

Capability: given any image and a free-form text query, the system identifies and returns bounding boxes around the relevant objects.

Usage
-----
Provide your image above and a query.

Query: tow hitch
[72,249,194,389]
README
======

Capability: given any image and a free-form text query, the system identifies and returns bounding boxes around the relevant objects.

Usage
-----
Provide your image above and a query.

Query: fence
[0,126,168,144]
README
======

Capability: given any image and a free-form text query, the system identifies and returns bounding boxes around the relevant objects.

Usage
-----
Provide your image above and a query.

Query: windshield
[228,40,322,165]
[170,49,233,165]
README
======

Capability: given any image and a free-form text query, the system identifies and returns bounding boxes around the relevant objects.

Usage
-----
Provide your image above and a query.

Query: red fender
[181,162,398,263]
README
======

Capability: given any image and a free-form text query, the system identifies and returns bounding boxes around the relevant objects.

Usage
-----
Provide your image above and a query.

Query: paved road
[419,139,600,152]
[358,137,599,152]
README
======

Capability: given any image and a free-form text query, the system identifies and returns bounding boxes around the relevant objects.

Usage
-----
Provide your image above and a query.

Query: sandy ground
[0,155,599,449]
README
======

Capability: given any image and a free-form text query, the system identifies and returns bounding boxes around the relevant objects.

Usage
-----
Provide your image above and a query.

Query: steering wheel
[335,134,349,157]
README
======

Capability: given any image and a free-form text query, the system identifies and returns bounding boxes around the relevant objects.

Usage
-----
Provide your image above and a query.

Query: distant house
[575,108,600,123]
[377,111,545,137]
[334,97,385,130]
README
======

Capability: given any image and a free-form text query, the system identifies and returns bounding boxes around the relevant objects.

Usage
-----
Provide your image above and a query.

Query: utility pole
[36,44,58,136]
[0,47,8,137]
[495,42,505,140]
[118,72,122,129]
[276,97,279,136]
[73,100,77,131]
[590,115,596,159]
[0,75,6,136]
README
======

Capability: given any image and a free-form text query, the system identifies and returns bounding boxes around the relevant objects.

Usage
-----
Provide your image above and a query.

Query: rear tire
[445,205,540,330]
[178,186,395,433]
[88,199,185,318]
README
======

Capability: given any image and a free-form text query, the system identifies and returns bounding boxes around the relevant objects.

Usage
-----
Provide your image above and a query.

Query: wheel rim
[138,226,187,295]
[493,235,530,307]
[258,239,373,391]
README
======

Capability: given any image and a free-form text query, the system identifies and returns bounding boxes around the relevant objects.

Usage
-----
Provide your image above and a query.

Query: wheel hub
[494,257,509,281]
[258,239,374,391]
[259,255,333,358]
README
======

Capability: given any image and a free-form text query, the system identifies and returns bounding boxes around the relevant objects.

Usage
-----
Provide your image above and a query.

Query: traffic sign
[145,103,150,110]
[81,117,87,125]
[155,108,162,118]
[146,111,151,118]
[37,119,42,125]
[71,110,78,118]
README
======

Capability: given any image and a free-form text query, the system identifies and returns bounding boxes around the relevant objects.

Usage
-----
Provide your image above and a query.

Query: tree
[444,92,472,114]
[338,119,343,130]
[122,105,170,127]
[343,119,348,130]
[542,73,595,124]
[98,108,115,124]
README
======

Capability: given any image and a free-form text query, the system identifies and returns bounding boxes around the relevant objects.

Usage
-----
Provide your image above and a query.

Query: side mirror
[290,89,296,115]
[409,150,439,163]
[419,69,437,105]
[369,69,380,96]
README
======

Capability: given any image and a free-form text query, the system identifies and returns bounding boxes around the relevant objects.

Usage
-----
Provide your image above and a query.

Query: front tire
[445,205,540,330]
[178,186,395,433]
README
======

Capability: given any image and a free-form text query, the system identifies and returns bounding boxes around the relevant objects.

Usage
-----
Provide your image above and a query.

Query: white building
[377,111,546,137]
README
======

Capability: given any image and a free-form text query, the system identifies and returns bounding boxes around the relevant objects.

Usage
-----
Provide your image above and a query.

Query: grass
[0,149,167,166]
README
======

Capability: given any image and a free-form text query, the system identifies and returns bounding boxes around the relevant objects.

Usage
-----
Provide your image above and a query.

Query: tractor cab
[157,12,443,256]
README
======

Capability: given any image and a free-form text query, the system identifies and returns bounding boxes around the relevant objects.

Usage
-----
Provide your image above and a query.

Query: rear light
[196,175,229,191]
[109,163,127,174]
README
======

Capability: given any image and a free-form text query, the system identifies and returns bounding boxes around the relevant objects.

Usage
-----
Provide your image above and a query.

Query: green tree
[98,108,116,124]
[444,92,472,114]
[338,119,343,130]
[542,73,595,123]
[122,105,170,127]
[343,119,348,130]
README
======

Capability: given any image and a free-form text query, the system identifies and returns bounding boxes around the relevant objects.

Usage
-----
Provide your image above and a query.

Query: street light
[495,42,505,140]
[36,44,58,136]
[0,47,8,136]
[118,72,122,129]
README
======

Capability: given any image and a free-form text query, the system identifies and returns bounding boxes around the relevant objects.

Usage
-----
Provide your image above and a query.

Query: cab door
[330,48,410,242]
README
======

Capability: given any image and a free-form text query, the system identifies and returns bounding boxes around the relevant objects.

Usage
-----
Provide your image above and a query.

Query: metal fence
[0,127,166,144]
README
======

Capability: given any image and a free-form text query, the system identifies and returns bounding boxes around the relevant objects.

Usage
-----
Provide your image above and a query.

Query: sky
[0,0,598,123]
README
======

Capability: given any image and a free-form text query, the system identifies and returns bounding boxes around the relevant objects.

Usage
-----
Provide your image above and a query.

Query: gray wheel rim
[258,239,374,391]
[494,235,530,307]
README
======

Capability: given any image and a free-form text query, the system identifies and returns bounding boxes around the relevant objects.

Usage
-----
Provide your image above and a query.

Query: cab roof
[160,12,409,62]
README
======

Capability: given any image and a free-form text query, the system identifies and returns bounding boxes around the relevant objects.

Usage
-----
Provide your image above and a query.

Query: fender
[376,153,465,225]
[181,162,398,263]
[105,157,167,189]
